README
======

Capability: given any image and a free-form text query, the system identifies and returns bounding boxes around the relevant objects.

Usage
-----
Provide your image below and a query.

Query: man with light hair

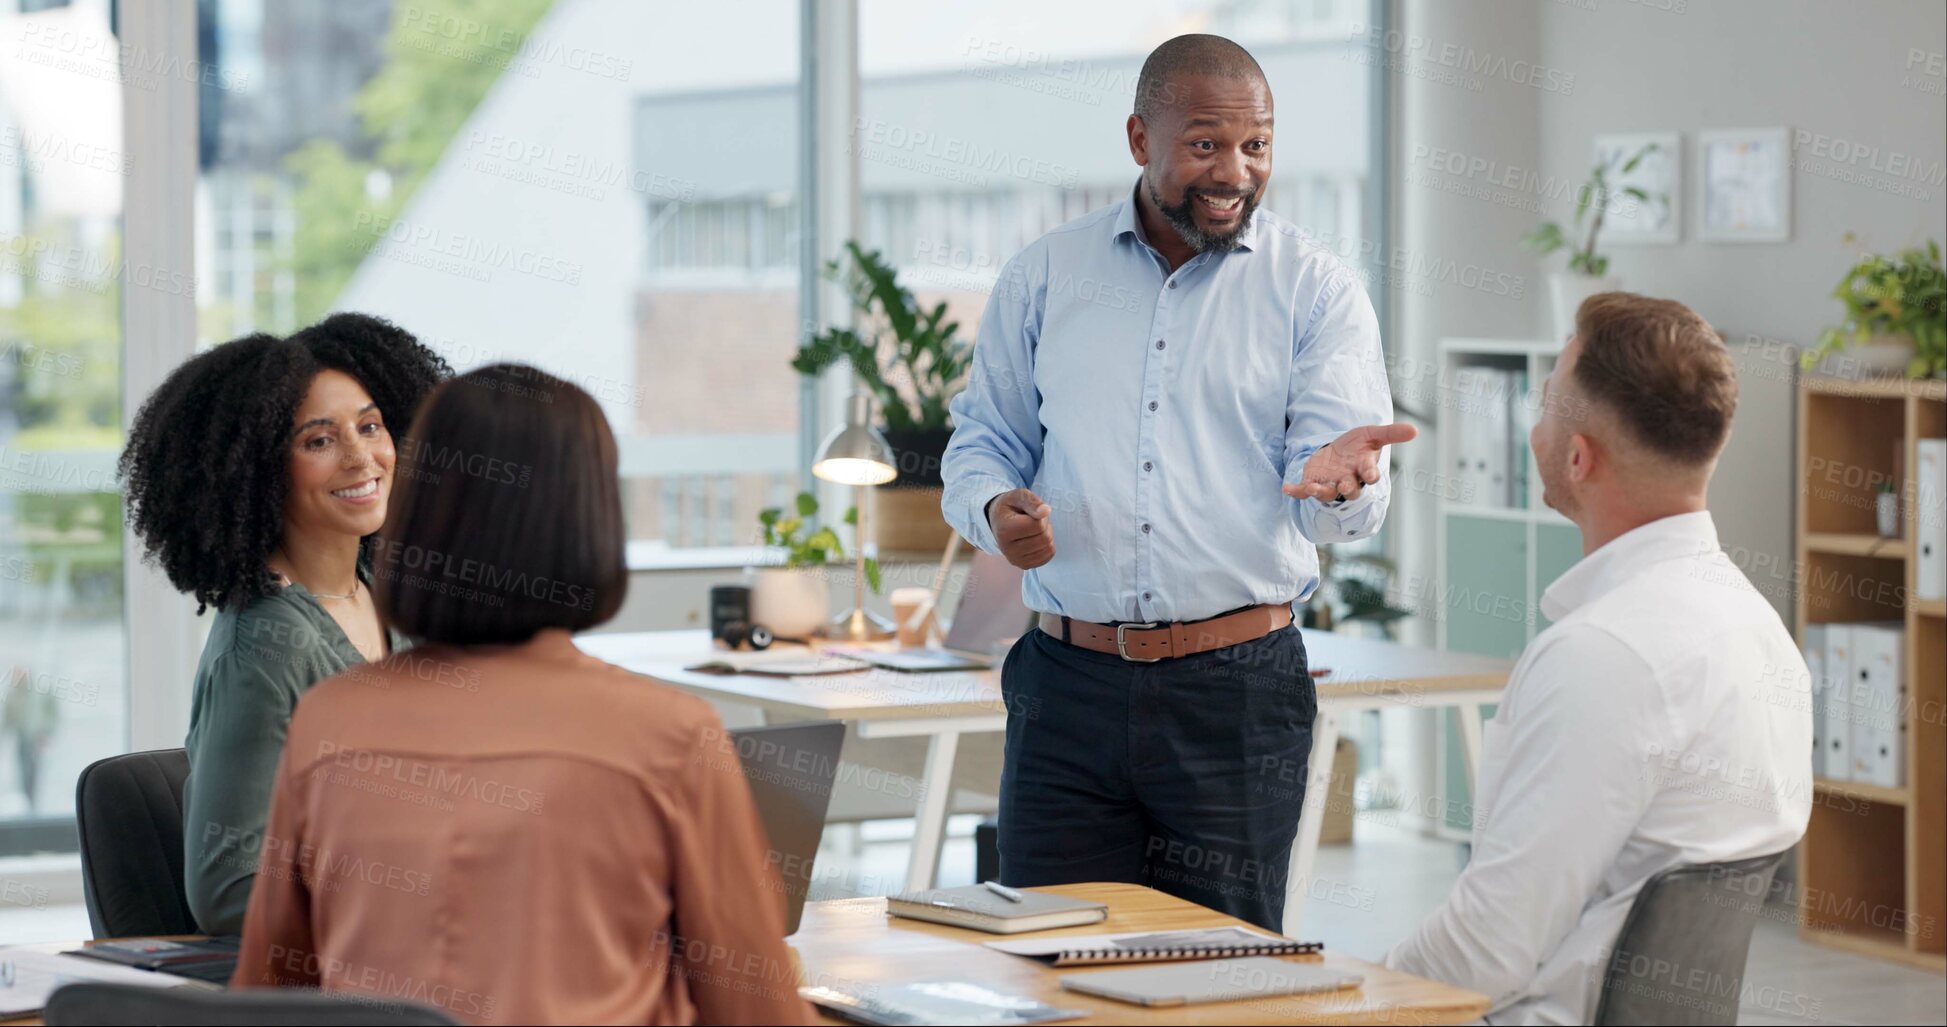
[1387,292,1812,1024]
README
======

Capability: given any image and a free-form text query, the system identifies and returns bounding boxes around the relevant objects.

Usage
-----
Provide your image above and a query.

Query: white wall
[1538,0,1945,622]
[1393,0,1946,629]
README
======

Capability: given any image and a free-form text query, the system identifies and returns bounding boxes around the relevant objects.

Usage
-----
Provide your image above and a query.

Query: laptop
[840,550,1032,672]
[728,721,842,935]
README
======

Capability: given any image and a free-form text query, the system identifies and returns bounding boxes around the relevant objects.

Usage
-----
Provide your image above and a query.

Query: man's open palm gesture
[1283,423,1418,504]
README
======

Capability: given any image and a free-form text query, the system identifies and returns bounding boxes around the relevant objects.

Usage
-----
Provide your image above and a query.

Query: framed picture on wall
[1697,128,1792,243]
[1594,132,1681,244]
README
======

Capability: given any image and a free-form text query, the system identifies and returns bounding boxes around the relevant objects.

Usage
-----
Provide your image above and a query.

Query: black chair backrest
[45,982,461,1026]
[1593,849,1789,1026]
[74,748,198,938]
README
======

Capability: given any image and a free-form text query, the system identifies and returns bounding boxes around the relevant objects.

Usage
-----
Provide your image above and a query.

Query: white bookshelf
[1429,338,1581,836]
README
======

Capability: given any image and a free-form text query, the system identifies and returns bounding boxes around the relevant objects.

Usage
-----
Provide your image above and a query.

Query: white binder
[1448,368,1483,506]
[1918,439,1945,602]
[1820,625,1853,781]
[1451,368,1514,508]
[1803,625,1827,779]
[1849,622,1905,788]
[1483,369,1516,507]
[1509,369,1533,508]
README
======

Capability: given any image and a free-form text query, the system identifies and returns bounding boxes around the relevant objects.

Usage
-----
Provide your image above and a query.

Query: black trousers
[996,622,1315,932]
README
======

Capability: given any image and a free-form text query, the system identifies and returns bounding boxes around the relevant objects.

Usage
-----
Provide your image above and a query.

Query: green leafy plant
[792,242,973,432]
[1305,549,1412,637]
[1522,143,1662,278]
[1802,238,1945,379]
[757,491,881,593]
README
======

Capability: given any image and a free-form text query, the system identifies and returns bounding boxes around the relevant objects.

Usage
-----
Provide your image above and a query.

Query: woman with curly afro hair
[118,312,449,934]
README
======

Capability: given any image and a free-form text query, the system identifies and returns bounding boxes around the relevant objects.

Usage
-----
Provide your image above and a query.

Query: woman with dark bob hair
[118,313,449,934]
[232,364,814,1025]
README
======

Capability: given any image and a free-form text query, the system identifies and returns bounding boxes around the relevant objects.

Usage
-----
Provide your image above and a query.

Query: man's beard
[1147,179,1261,253]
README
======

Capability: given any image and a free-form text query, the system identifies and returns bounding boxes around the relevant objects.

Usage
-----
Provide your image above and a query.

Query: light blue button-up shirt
[941,184,1395,624]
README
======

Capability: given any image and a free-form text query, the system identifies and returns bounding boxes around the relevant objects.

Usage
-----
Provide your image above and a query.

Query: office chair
[1592,849,1790,1026]
[44,982,461,1026]
[74,748,199,938]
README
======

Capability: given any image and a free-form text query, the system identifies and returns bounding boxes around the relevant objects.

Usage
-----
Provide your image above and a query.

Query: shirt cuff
[1290,476,1386,543]
[943,477,1014,556]
[1317,483,1380,517]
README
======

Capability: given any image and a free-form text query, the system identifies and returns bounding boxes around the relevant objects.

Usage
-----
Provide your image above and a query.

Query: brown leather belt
[1038,604,1293,662]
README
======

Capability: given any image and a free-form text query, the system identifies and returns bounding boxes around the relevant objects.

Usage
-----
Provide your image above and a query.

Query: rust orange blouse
[232,630,816,1026]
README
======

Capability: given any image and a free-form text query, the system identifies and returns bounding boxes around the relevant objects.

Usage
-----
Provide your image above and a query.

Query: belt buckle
[1115,621,1164,662]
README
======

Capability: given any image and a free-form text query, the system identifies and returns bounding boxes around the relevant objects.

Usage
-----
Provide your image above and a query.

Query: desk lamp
[812,392,898,639]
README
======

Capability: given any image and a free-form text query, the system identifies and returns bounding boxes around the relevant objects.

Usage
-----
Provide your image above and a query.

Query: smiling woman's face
[283,369,395,542]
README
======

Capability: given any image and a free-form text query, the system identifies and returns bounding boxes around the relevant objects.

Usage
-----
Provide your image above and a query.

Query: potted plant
[1302,549,1414,638]
[794,242,972,490]
[748,491,882,638]
[1523,142,1662,343]
[1801,238,1945,379]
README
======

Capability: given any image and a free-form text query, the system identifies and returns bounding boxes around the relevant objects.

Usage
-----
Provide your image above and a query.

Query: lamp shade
[812,393,897,486]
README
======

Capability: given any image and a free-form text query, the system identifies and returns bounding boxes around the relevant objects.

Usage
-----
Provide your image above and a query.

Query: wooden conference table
[3,883,1488,1025]
[790,881,1489,1024]
[575,628,1512,937]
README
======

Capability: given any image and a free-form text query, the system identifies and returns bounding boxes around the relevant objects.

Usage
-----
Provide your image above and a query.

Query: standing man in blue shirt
[942,34,1413,932]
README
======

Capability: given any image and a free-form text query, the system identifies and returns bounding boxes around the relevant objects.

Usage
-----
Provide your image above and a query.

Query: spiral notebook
[986,927,1321,967]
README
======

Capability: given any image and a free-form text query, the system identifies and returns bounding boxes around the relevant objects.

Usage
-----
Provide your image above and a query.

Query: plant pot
[747,566,832,639]
[1548,272,1621,344]
[879,426,955,490]
[1814,333,1915,379]
[1877,491,1900,538]
[871,485,956,555]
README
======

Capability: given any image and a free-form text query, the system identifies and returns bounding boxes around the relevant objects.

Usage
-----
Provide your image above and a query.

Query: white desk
[576,630,1003,894]
[575,629,1510,933]
[1280,635,1511,935]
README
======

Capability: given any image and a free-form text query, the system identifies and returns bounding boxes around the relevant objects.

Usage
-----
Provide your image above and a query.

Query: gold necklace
[271,550,358,601]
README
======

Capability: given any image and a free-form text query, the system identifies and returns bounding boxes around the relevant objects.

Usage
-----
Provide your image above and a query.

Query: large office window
[0,0,129,855]
[194,0,803,556]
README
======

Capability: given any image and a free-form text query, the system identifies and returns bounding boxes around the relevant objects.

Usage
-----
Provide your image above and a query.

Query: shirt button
[1148,401,1158,411]
[1168,280,1178,289]
[1143,591,1153,601]
[1141,523,1151,534]
[1155,340,1165,350]
[1143,461,1153,472]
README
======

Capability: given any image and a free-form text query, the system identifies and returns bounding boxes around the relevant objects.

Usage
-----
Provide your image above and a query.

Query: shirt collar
[1539,510,1721,622]
[1111,179,1260,255]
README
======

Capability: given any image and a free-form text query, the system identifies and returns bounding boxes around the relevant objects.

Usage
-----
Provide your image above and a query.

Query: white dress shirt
[1387,511,1812,1025]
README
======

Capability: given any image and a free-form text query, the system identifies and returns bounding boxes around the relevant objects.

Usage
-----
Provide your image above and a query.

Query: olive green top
[182,571,402,935]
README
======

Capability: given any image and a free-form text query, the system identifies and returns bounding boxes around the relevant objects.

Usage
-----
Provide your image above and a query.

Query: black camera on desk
[709,585,773,650]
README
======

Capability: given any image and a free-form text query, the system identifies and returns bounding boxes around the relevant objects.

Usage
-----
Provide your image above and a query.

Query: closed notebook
[67,937,239,971]
[987,927,1321,967]
[1059,957,1361,1008]
[65,937,241,983]
[887,886,1109,934]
